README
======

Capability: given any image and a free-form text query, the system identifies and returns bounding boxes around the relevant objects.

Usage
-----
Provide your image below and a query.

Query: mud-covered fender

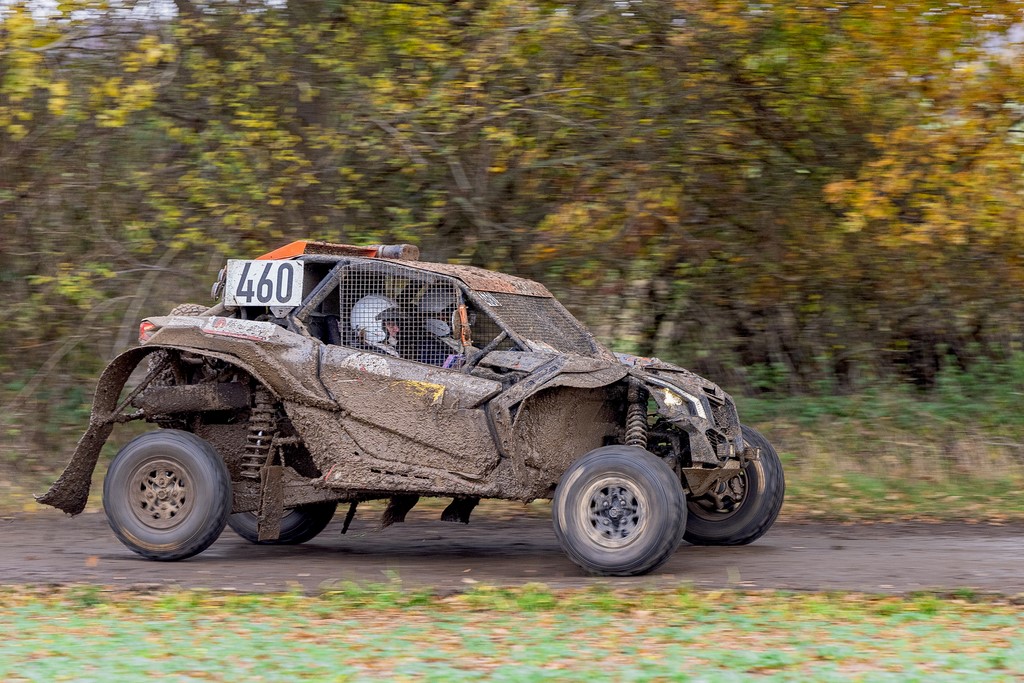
[484,352,629,459]
[37,343,338,516]
[486,353,627,422]
[144,316,335,408]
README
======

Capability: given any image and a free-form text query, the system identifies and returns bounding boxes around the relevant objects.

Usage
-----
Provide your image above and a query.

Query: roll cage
[228,253,608,367]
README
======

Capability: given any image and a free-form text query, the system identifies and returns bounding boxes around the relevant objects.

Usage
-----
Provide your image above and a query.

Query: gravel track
[2,508,1022,595]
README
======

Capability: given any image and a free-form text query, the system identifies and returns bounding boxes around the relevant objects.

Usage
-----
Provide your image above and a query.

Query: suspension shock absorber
[624,379,649,450]
[241,386,277,480]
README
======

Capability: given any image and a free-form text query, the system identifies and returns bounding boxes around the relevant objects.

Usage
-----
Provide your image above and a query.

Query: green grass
[0,584,1022,681]
[735,356,1024,522]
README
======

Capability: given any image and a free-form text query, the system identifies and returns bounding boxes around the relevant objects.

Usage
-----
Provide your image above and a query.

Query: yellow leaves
[122,36,175,73]
[537,201,605,240]
[339,166,364,182]
[48,80,69,98]
[5,123,28,140]
[823,179,855,205]
[0,7,51,120]
[824,96,1024,252]
[2,4,36,36]
[95,79,156,128]
[296,81,316,103]
[33,263,109,309]
[233,110,276,130]
[101,77,121,100]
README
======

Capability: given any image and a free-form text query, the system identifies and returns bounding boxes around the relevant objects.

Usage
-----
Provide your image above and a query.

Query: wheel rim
[687,463,755,521]
[579,475,649,549]
[126,457,194,529]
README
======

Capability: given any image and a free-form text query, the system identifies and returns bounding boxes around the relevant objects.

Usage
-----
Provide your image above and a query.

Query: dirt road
[2,507,1022,595]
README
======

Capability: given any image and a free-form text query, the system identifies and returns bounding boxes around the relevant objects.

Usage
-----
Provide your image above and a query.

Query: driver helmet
[419,289,457,337]
[351,294,400,344]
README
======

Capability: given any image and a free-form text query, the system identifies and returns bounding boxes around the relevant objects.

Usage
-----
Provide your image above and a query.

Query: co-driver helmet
[351,294,399,344]
[418,289,457,337]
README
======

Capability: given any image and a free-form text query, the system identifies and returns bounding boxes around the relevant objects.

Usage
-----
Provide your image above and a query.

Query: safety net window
[329,261,507,369]
[474,292,600,357]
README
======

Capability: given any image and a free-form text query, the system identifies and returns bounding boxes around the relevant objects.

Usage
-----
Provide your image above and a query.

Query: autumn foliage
[3,1,1024,454]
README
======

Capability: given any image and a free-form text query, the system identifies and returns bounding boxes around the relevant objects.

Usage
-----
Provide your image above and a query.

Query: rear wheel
[227,502,338,545]
[552,446,686,576]
[103,429,232,561]
[683,425,785,546]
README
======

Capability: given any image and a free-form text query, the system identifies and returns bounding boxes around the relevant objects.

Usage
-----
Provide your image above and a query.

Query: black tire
[683,425,785,546]
[102,429,232,561]
[552,445,686,576]
[227,502,338,545]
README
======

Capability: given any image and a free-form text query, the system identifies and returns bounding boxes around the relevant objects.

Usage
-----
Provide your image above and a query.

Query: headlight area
[646,378,708,420]
[643,380,730,466]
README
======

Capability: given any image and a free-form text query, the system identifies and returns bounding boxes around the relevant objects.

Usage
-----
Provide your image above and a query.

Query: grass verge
[0,583,1022,681]
[739,380,1024,523]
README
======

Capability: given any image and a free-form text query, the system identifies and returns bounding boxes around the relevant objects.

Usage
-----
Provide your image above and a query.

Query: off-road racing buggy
[39,241,784,576]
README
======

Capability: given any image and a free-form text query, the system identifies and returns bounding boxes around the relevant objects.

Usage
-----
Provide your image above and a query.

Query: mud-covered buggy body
[40,241,783,576]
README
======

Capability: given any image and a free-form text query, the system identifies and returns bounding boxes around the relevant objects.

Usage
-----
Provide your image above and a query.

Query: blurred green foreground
[0,585,1022,682]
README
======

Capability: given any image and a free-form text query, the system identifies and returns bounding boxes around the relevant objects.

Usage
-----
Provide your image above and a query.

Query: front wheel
[683,425,785,546]
[552,446,686,576]
[227,502,338,545]
[103,429,232,561]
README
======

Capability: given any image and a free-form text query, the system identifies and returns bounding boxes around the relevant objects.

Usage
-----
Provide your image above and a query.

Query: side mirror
[211,267,226,301]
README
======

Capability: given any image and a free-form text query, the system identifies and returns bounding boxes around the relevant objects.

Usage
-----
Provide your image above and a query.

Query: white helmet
[351,294,399,344]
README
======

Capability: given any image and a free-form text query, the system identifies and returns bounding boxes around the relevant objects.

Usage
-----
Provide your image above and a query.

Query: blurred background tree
[3,0,1024,468]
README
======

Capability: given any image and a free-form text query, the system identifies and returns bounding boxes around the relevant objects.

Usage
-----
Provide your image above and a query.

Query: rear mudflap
[35,347,156,515]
